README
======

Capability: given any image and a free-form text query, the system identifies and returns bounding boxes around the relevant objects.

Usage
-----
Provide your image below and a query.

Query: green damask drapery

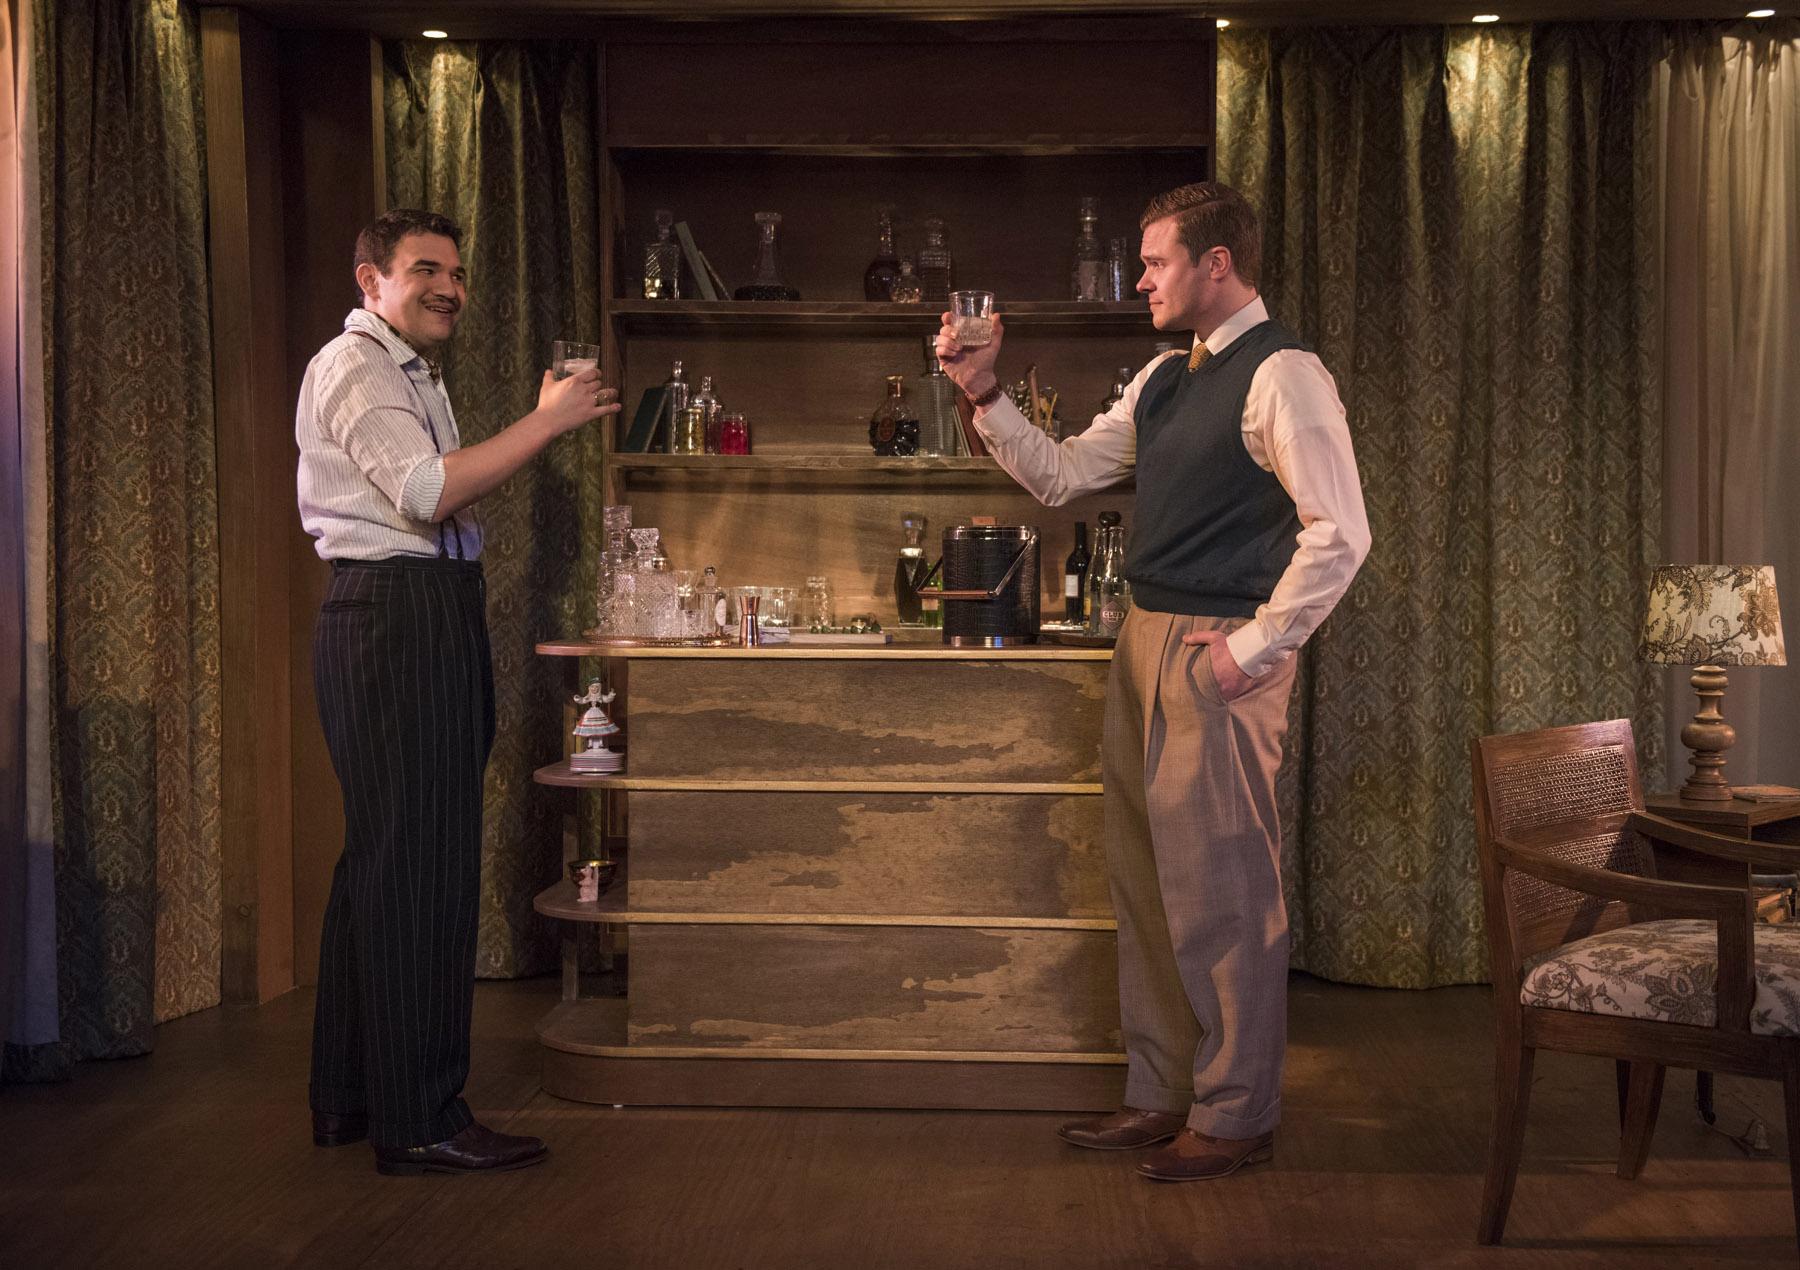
[383,40,604,978]
[4,0,222,1082]
[1219,25,1666,987]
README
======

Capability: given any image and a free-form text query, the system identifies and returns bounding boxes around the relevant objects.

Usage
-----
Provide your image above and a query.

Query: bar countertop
[537,638,1113,661]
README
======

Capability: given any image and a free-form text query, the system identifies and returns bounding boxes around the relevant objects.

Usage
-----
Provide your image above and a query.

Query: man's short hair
[1139,182,1261,286]
[354,208,463,277]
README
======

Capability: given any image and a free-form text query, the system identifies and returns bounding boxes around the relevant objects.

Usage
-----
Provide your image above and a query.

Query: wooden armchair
[1472,718,1800,1252]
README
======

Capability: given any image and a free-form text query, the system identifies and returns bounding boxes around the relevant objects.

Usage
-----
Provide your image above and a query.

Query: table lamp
[1639,564,1786,802]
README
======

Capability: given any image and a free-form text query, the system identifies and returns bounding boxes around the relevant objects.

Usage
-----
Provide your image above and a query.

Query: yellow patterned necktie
[1187,343,1213,372]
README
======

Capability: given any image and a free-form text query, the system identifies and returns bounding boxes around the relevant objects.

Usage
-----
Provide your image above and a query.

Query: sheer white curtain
[1658,19,1800,787]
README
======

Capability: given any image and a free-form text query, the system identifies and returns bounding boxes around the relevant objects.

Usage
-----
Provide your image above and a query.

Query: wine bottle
[1064,522,1090,624]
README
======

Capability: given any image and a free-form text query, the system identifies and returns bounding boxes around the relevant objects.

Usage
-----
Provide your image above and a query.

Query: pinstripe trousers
[308,556,495,1150]
[1103,609,1297,1139]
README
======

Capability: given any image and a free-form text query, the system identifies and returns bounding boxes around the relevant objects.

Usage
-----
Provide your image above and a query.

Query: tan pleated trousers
[1103,608,1297,1138]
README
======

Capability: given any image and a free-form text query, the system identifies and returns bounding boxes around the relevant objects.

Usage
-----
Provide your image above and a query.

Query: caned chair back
[1472,719,1652,971]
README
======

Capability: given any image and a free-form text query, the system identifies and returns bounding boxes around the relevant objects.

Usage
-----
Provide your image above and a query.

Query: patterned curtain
[383,40,604,977]
[4,0,221,1081]
[1219,26,1666,987]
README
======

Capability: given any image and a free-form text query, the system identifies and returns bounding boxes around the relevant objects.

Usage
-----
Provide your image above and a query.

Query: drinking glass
[949,290,995,349]
[553,340,601,379]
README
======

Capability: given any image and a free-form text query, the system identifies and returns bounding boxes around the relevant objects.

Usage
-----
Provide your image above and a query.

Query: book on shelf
[621,385,671,453]
[673,222,719,301]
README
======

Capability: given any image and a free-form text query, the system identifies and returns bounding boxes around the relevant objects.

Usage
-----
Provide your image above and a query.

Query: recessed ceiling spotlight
[1216,17,1231,28]
[1746,8,1776,16]
[422,29,448,39]
[1473,13,1501,21]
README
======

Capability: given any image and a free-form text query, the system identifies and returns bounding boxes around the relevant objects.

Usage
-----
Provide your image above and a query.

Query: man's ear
[1210,247,1234,281]
[355,262,382,302]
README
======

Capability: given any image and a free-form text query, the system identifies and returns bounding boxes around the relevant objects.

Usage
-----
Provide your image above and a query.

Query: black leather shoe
[374,1122,549,1176]
[313,1110,368,1147]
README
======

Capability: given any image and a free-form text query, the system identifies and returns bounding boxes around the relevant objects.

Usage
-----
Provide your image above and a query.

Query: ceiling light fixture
[1473,13,1501,22]
[1746,8,1776,16]
[1216,18,1231,28]
[422,29,448,38]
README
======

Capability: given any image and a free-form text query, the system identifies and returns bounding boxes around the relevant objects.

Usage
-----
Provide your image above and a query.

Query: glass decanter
[734,211,801,301]
[916,218,953,304]
[643,209,681,300]
[863,208,901,301]
[869,374,920,457]
[631,528,679,637]
[1072,196,1105,302]
[888,258,923,304]
[592,505,635,635]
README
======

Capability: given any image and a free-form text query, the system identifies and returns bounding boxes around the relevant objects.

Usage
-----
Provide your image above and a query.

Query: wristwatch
[968,380,1005,411]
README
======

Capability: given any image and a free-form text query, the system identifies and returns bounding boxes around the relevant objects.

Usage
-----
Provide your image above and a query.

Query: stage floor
[1,974,1790,1268]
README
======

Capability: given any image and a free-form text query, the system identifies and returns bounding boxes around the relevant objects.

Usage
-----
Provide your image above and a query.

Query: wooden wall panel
[203,9,295,1003]
[627,657,1107,782]
[628,924,1121,1053]
[604,25,1213,148]
[279,31,384,987]
[629,790,1108,918]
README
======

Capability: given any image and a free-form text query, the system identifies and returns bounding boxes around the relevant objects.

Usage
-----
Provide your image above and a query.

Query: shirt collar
[1196,294,1270,358]
[344,309,444,384]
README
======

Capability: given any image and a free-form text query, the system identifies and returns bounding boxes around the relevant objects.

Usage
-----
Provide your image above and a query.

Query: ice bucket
[928,524,1040,648]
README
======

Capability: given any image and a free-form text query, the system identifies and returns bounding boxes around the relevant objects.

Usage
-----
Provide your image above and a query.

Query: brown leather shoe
[1136,1128,1274,1181]
[1057,1107,1186,1151]
[374,1122,549,1176]
[312,1110,367,1147]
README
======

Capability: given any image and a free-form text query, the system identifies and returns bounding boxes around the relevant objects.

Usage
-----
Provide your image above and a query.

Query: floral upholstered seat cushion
[1521,918,1800,1037]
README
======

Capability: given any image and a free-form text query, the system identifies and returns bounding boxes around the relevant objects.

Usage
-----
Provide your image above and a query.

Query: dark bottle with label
[868,374,920,457]
[1063,522,1090,624]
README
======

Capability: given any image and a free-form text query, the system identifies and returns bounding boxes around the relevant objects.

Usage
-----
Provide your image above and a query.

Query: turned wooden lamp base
[1678,663,1736,802]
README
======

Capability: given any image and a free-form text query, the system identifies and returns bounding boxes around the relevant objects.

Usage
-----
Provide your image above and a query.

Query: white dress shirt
[296,309,483,561]
[973,296,1370,678]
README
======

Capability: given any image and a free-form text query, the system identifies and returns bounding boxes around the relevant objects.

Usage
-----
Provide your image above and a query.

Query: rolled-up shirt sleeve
[972,355,1172,506]
[315,348,444,520]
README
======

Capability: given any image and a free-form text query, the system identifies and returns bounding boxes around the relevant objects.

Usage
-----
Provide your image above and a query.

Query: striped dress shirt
[296,309,483,561]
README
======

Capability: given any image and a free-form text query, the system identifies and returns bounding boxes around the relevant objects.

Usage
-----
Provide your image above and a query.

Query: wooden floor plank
[0,975,1792,1268]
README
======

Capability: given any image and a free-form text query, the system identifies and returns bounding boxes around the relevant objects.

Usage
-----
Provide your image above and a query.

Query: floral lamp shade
[1639,565,1785,668]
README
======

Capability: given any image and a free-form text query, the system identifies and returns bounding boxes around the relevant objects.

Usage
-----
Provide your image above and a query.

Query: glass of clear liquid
[552,340,601,379]
[949,290,995,349]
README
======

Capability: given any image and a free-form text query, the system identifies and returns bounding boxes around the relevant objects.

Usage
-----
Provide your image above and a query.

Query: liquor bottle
[702,564,725,633]
[869,374,921,457]
[918,336,963,457]
[662,360,689,454]
[889,258,923,304]
[693,375,721,453]
[1071,197,1105,302]
[1101,366,1133,415]
[643,209,682,300]
[1063,522,1090,624]
[917,217,953,304]
[1106,236,1128,302]
[863,208,902,301]
[733,211,801,301]
[894,513,929,625]
[1087,510,1131,638]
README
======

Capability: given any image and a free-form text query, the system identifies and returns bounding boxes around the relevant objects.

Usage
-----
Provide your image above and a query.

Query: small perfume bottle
[917,218,953,304]
[869,374,921,457]
[734,211,801,301]
[889,258,923,304]
[863,208,901,301]
[643,209,682,300]
[1072,197,1105,302]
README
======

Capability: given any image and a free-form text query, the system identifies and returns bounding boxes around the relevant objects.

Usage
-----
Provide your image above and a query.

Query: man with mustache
[936,182,1369,1182]
[296,208,616,1175]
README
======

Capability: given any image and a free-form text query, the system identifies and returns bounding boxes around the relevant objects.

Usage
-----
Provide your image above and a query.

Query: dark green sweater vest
[1126,319,1305,617]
